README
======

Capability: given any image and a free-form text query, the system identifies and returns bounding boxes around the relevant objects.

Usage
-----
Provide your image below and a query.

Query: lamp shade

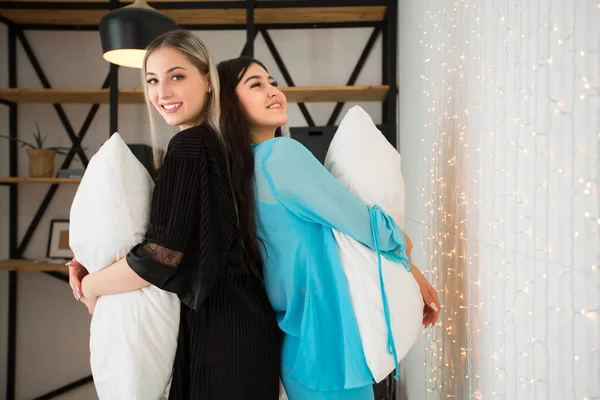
[99,6,178,68]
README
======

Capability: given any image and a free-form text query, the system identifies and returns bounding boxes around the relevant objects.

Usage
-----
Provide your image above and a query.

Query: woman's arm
[262,137,408,264]
[403,232,441,327]
[78,137,208,313]
[82,257,149,298]
[78,257,149,314]
[79,131,235,314]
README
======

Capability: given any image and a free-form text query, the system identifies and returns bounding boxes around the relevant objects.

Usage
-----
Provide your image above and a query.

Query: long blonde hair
[142,29,221,168]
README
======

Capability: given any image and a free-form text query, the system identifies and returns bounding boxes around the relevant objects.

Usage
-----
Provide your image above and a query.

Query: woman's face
[235,63,288,132]
[145,46,210,131]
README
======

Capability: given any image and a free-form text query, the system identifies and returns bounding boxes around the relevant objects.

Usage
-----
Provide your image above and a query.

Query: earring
[208,87,212,94]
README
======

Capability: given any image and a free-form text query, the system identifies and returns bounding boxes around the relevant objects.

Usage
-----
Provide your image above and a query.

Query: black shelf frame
[1,1,399,398]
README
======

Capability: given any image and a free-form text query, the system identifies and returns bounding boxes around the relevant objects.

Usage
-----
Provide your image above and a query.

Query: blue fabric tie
[368,206,400,380]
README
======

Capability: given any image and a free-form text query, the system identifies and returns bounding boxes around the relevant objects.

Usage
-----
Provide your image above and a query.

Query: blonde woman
[68,30,282,399]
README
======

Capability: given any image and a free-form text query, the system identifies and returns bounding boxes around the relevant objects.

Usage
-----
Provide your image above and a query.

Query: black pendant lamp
[99,0,178,68]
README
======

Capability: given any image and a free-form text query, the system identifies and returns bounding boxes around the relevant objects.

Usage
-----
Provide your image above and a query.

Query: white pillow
[69,132,180,399]
[324,106,423,383]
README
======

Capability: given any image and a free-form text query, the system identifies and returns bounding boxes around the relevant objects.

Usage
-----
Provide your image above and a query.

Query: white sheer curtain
[399,1,599,399]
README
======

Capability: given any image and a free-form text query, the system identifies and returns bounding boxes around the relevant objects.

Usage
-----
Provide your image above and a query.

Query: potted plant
[0,123,76,178]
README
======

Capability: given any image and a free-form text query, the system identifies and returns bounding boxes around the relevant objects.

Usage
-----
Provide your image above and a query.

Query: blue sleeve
[262,137,409,266]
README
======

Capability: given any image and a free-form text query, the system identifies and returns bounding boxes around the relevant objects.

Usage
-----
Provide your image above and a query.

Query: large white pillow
[69,132,180,400]
[324,106,423,383]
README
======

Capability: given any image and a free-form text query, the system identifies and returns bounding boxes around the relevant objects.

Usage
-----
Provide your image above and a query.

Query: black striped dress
[126,124,282,400]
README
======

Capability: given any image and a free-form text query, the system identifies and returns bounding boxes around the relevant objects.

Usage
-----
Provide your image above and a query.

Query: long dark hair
[217,57,282,281]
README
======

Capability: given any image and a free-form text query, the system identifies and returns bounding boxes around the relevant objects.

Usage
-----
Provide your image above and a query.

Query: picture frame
[47,219,73,259]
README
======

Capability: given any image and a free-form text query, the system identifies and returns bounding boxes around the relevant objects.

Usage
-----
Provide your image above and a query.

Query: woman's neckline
[252,137,280,147]
[177,122,209,136]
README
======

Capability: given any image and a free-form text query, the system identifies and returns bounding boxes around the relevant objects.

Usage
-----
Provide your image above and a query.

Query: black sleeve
[126,151,203,293]
[126,128,238,310]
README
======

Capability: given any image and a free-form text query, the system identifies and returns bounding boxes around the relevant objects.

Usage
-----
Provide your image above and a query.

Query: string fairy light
[568,1,577,397]
[410,0,599,399]
[540,1,552,397]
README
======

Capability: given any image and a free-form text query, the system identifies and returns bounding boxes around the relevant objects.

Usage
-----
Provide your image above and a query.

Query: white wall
[0,26,385,399]
[397,1,431,399]
[397,1,600,399]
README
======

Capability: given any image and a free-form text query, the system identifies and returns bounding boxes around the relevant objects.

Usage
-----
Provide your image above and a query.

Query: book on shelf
[57,169,85,178]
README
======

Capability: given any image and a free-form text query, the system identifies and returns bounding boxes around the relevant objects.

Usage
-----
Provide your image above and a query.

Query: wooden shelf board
[0,259,68,272]
[0,6,385,25]
[0,85,389,104]
[283,85,389,102]
[0,177,82,184]
[8,0,240,2]
[0,88,144,104]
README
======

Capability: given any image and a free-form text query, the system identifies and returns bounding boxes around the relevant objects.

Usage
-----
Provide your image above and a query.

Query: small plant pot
[26,149,56,178]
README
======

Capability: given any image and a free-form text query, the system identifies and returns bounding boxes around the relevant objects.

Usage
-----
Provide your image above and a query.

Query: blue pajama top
[252,137,411,396]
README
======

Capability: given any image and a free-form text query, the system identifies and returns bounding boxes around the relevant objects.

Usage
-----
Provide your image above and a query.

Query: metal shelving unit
[1,1,399,398]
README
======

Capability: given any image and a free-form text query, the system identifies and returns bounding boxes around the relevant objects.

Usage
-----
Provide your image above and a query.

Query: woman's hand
[80,274,98,315]
[404,233,441,328]
[67,258,88,301]
[411,266,440,327]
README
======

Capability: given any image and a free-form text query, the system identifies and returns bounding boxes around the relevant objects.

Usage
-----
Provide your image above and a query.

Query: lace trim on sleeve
[142,242,184,268]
